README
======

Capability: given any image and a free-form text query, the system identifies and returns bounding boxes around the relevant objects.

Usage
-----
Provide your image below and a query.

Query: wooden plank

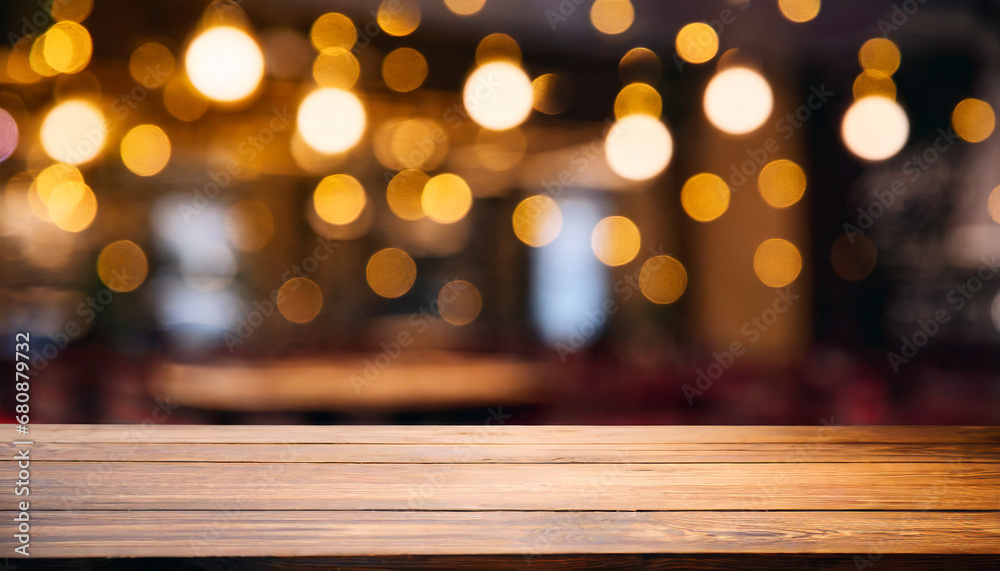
[7,461,997,510]
[3,511,997,557]
[5,424,998,444]
[5,441,997,463]
[12,555,1000,570]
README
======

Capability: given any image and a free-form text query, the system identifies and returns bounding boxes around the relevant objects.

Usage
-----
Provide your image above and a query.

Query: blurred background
[1,0,998,426]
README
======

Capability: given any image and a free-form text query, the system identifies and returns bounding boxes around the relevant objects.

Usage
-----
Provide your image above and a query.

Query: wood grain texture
[1,424,996,560]
[2,511,997,557]
[10,555,1000,570]
[5,461,997,510]
[5,424,998,444]
[7,441,996,463]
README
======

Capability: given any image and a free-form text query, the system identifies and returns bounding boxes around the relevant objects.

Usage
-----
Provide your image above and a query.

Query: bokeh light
[778,0,821,23]
[841,96,909,161]
[7,38,43,84]
[48,180,97,232]
[853,70,896,101]
[35,163,83,205]
[297,88,366,154]
[97,240,149,292]
[474,127,526,171]
[639,255,687,304]
[163,74,210,122]
[680,173,730,222]
[475,33,521,65]
[310,13,356,51]
[464,61,533,130]
[374,118,448,171]
[512,195,563,247]
[422,173,472,223]
[989,185,1000,225]
[532,73,572,115]
[54,70,102,101]
[590,0,634,35]
[277,277,323,323]
[40,99,106,164]
[830,234,877,281]
[952,98,995,143]
[120,125,171,176]
[757,159,806,208]
[858,38,900,77]
[185,26,264,102]
[312,47,360,89]
[614,83,661,119]
[129,42,175,88]
[43,21,93,74]
[605,114,673,181]
[591,215,640,266]
[619,47,661,85]
[377,0,421,36]
[753,238,802,287]
[51,0,93,23]
[704,67,773,135]
[225,200,275,252]
[366,248,417,298]
[313,174,366,225]
[0,108,17,162]
[675,23,719,64]
[444,0,487,16]
[387,169,429,221]
[382,48,428,92]
[30,35,60,78]
[439,280,483,325]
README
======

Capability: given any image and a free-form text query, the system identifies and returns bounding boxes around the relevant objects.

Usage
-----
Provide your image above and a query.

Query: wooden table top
[1,425,997,561]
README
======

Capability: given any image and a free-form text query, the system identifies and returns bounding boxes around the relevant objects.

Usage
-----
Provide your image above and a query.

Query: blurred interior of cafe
[1,0,998,427]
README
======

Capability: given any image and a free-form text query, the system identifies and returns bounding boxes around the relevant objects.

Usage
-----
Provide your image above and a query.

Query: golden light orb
[590,0,634,35]
[703,67,773,135]
[185,26,264,102]
[421,173,472,223]
[952,98,995,143]
[120,124,171,177]
[512,195,563,247]
[841,96,909,161]
[675,23,719,64]
[591,215,640,266]
[313,174,366,225]
[382,48,428,93]
[438,280,483,325]
[40,99,106,165]
[366,248,417,298]
[639,255,687,304]
[97,240,149,292]
[297,88,366,154]
[605,114,673,181]
[680,173,730,222]
[277,278,323,323]
[387,169,429,221]
[757,159,806,208]
[463,61,533,130]
[753,238,802,287]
